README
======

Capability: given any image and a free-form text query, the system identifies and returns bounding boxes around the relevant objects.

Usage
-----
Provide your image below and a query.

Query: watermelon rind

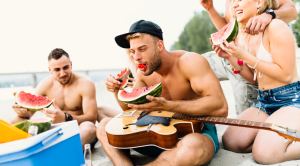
[15,91,53,112]
[14,111,52,134]
[14,120,51,134]
[225,19,239,42]
[118,82,162,104]
[211,19,239,45]
[116,68,134,90]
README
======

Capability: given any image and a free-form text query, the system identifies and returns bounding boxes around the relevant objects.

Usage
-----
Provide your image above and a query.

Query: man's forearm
[70,114,96,124]
[114,92,129,111]
[168,96,227,117]
[275,1,297,22]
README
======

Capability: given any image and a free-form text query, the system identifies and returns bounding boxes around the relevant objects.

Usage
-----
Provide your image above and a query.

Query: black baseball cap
[115,20,163,48]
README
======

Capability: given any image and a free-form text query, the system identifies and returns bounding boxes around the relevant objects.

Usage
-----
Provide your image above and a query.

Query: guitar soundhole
[123,126,129,129]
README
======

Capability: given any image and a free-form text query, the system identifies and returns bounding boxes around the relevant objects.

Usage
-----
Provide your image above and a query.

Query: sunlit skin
[200,0,297,35]
[99,32,228,166]
[12,54,98,147]
[48,56,73,85]
[128,35,161,76]
[214,0,300,164]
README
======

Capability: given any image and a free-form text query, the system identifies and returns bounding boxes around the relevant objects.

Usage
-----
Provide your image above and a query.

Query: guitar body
[106,110,300,150]
[105,110,203,150]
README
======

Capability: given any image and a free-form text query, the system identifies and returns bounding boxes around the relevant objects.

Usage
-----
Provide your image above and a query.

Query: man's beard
[144,52,161,76]
[58,74,72,85]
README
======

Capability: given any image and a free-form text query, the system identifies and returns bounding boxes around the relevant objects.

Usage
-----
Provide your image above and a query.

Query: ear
[157,40,164,51]
[48,66,51,72]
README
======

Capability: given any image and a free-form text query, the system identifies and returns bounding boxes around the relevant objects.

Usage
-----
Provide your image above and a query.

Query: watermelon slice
[14,111,52,134]
[211,19,239,45]
[15,91,53,111]
[118,82,162,104]
[116,68,133,89]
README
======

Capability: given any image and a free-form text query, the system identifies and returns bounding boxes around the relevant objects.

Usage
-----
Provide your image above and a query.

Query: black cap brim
[115,32,135,48]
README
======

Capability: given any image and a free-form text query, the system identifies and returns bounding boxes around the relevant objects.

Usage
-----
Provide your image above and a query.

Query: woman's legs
[222,107,269,152]
[252,106,300,164]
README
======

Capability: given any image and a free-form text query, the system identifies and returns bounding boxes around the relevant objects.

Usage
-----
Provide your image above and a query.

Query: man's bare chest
[47,88,82,111]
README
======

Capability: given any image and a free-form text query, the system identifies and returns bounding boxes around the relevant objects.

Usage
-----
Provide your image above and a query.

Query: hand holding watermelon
[219,41,246,60]
[13,91,53,119]
[42,104,65,123]
[12,104,33,119]
[212,44,231,59]
[127,95,170,112]
[106,68,135,93]
[106,74,122,92]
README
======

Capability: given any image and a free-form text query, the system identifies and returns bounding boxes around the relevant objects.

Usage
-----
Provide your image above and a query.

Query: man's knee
[176,134,214,165]
[96,117,111,139]
[79,121,96,136]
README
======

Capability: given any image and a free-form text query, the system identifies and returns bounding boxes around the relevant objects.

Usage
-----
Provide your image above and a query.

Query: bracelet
[64,112,73,121]
[247,59,260,69]
[237,59,244,66]
[231,65,241,74]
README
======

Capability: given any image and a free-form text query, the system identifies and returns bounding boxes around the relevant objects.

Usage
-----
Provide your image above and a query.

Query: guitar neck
[173,114,273,131]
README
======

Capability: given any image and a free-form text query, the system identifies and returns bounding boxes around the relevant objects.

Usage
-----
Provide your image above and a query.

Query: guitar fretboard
[173,114,272,130]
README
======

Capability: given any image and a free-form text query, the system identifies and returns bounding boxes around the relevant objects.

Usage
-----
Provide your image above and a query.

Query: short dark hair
[48,48,69,61]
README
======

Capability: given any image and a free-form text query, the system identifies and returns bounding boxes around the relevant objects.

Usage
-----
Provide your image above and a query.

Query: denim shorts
[255,81,300,115]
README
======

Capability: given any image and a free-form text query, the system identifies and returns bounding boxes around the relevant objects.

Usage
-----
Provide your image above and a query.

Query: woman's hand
[128,96,172,112]
[219,41,245,60]
[212,44,231,59]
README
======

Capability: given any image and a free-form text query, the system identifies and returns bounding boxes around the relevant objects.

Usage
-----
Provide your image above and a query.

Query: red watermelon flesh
[116,68,133,89]
[15,91,53,111]
[137,64,147,71]
[118,82,162,104]
[211,19,239,45]
[116,68,131,80]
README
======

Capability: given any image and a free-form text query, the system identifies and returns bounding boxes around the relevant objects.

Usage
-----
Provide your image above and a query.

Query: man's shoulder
[75,73,95,85]
[177,51,210,74]
[178,51,207,65]
[38,75,53,87]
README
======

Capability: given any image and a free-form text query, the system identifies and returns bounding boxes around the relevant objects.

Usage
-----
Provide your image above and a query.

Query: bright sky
[0,0,225,73]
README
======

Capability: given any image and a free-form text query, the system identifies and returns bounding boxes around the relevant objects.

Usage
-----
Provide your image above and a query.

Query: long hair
[257,0,279,14]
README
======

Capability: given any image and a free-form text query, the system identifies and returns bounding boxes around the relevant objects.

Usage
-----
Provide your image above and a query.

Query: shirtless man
[199,0,297,114]
[97,20,228,166]
[12,48,97,146]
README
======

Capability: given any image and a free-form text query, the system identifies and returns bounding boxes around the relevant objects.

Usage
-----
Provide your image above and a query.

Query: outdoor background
[0,1,300,165]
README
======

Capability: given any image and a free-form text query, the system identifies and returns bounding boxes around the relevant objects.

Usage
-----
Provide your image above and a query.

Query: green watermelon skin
[116,68,134,90]
[225,19,239,42]
[211,19,239,45]
[14,120,51,134]
[118,83,162,104]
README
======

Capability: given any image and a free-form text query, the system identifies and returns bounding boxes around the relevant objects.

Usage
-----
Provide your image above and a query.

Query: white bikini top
[253,35,273,80]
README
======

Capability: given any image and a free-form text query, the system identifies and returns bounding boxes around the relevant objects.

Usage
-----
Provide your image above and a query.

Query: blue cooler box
[0,121,84,166]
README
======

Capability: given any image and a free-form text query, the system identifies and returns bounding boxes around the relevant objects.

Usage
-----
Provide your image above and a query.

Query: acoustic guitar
[105,110,300,150]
